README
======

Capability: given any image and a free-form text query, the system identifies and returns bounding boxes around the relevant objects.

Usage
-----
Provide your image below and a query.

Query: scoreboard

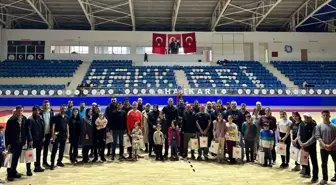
[7,40,45,60]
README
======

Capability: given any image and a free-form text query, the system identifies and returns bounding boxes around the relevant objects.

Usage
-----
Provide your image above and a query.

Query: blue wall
[0,96,335,107]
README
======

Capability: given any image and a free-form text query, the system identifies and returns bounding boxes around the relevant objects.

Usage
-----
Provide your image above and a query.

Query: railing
[1,87,336,96]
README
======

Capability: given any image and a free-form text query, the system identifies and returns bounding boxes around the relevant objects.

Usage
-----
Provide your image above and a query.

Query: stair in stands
[260,62,297,88]
[67,62,92,90]
[174,70,191,89]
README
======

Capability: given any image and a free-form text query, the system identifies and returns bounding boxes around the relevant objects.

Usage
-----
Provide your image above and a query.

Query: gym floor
[0,108,335,185]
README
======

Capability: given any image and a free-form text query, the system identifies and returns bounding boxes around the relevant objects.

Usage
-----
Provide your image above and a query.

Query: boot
[291,164,301,172]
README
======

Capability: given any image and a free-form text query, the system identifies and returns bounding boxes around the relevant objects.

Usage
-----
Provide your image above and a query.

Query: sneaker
[319,180,328,185]
[13,173,21,178]
[50,165,55,170]
[283,163,289,169]
[101,157,107,162]
[7,177,14,182]
[111,156,115,161]
[291,165,301,172]
[197,156,202,161]
[300,168,306,175]
[26,170,33,177]
[311,178,319,183]
[268,164,273,168]
[331,176,336,182]
[191,155,196,160]
[34,167,45,173]
[92,158,98,163]
[280,163,285,168]
[204,156,209,161]
[301,174,311,179]
[57,162,65,167]
[43,162,51,169]
[0,179,6,183]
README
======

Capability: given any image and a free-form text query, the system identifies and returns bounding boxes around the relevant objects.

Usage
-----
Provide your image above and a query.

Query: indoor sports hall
[0,0,336,185]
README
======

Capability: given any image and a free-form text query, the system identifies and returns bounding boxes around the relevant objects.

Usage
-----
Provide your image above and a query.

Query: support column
[253,42,259,61]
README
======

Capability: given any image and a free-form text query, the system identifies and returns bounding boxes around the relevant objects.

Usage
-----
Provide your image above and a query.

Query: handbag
[209,140,219,154]
[257,150,265,165]
[106,132,113,144]
[123,135,131,148]
[277,143,287,156]
[290,146,299,161]
[232,146,241,159]
[3,153,12,168]
[24,148,36,163]
[300,149,309,166]
[189,138,199,150]
[199,136,208,148]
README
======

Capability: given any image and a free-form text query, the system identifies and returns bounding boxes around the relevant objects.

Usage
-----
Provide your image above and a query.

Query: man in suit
[50,105,69,170]
[5,106,32,181]
[40,100,54,169]
[26,106,45,175]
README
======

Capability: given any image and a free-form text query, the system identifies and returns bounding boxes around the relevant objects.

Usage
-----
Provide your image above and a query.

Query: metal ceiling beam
[91,1,129,14]
[25,0,54,29]
[252,0,282,30]
[295,0,332,28]
[209,0,231,31]
[171,0,181,31]
[77,0,95,30]
[128,0,135,30]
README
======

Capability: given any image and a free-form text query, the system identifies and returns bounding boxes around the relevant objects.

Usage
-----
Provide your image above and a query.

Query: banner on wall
[152,32,196,54]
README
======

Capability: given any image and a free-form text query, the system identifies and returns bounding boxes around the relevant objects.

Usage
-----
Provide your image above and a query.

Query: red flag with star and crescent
[182,32,196,53]
[152,33,167,54]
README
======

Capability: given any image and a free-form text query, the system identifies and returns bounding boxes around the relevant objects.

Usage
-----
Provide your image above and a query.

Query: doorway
[301,49,308,61]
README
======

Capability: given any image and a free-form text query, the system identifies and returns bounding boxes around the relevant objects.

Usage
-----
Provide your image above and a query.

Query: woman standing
[148,105,160,157]
[81,108,93,163]
[291,112,303,172]
[252,109,261,159]
[142,103,151,152]
[277,110,292,168]
[157,111,168,159]
[213,113,227,163]
[69,108,81,163]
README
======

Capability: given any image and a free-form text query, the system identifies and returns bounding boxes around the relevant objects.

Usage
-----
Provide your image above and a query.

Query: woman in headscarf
[142,103,151,152]
[69,108,81,164]
[147,104,160,157]
[81,108,93,163]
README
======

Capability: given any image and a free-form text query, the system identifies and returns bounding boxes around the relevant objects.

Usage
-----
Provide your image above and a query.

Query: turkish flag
[182,32,196,53]
[152,33,167,54]
[168,34,181,54]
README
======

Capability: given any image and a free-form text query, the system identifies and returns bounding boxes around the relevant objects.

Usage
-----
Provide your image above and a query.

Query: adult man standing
[50,105,69,170]
[193,100,200,114]
[137,98,144,112]
[78,102,86,118]
[182,104,197,159]
[260,107,277,163]
[297,113,318,183]
[65,100,74,117]
[162,98,178,158]
[123,98,132,113]
[6,106,31,181]
[110,102,127,160]
[26,106,45,175]
[195,105,211,160]
[127,102,142,159]
[315,110,336,185]
[142,103,151,152]
[40,100,54,169]
[105,97,117,156]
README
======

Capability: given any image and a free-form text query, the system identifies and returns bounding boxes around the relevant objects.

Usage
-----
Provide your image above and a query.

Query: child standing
[131,122,143,161]
[0,125,6,183]
[260,122,274,167]
[225,115,239,164]
[153,124,164,161]
[95,112,108,162]
[168,120,180,161]
[241,114,258,162]
[213,113,227,163]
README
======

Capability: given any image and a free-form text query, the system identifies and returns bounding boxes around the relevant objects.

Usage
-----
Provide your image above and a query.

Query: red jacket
[127,110,142,133]
[168,127,180,147]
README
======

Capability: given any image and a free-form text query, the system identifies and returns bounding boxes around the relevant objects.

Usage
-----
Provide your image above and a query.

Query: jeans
[42,133,51,163]
[197,133,209,157]
[263,147,272,165]
[26,141,43,170]
[7,143,23,177]
[112,130,124,157]
[245,140,255,161]
[304,146,319,179]
[50,139,66,165]
[171,140,178,156]
[320,149,336,181]
[239,133,245,160]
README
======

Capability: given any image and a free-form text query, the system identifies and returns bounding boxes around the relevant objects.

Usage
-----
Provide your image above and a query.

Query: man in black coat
[26,106,45,175]
[182,104,197,159]
[6,106,32,181]
[105,97,117,156]
[50,105,69,170]
[39,100,54,169]
[147,105,159,157]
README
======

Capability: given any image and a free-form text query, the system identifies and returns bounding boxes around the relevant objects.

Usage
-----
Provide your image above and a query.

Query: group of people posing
[1,97,336,185]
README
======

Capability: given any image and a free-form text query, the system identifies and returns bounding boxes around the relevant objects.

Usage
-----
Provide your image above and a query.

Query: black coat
[27,115,45,144]
[148,110,159,133]
[182,111,197,133]
[162,105,178,126]
[69,116,81,143]
[81,117,93,146]
[105,103,117,124]
[5,115,31,146]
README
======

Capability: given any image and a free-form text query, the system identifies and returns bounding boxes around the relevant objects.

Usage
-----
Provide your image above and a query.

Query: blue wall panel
[0,96,335,107]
